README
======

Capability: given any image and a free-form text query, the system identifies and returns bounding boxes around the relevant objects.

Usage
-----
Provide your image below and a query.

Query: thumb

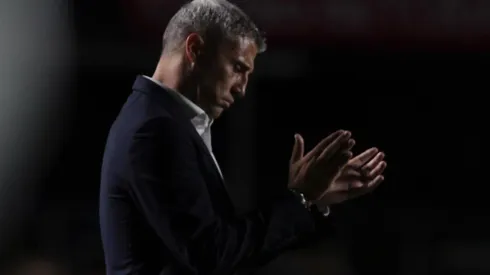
[290,133,304,163]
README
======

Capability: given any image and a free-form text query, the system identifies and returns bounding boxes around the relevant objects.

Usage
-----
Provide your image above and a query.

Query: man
[99,0,387,274]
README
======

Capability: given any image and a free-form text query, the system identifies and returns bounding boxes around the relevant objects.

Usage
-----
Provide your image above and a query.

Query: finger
[322,138,355,162]
[350,147,378,167]
[347,139,356,150]
[348,175,384,199]
[336,179,364,192]
[364,175,384,191]
[304,130,345,160]
[290,133,304,164]
[317,131,352,161]
[362,152,385,175]
[366,161,387,179]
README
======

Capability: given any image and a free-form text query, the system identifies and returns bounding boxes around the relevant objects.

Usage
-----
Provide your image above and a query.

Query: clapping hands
[289,130,386,204]
[288,130,354,201]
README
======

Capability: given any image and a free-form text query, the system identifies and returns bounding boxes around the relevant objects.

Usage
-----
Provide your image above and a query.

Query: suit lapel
[183,122,225,186]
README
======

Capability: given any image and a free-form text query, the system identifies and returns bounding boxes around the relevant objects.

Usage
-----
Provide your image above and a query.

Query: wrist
[290,189,331,217]
[290,185,318,202]
[289,188,312,209]
[311,202,331,217]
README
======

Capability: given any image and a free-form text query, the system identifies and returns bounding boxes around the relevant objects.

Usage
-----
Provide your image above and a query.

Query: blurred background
[0,0,488,274]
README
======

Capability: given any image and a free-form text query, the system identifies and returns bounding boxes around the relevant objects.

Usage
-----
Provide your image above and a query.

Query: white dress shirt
[143,76,224,179]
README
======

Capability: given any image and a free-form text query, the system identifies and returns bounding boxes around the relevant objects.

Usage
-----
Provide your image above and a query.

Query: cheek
[213,71,234,94]
[222,69,237,89]
[201,63,234,95]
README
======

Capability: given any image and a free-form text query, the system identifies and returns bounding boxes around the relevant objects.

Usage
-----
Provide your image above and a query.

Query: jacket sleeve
[128,118,318,275]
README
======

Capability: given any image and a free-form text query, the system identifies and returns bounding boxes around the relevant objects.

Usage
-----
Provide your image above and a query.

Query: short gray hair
[162,0,266,54]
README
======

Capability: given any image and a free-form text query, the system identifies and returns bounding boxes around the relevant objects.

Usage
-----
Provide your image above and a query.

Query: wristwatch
[289,189,330,217]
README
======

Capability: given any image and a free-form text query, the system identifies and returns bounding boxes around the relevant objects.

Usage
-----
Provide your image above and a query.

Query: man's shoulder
[108,91,171,134]
[108,114,190,149]
[133,116,189,138]
[108,108,194,155]
[101,116,190,186]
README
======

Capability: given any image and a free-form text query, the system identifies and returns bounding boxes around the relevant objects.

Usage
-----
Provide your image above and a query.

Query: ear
[184,33,205,66]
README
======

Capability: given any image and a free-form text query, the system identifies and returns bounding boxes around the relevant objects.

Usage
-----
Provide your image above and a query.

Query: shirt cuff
[315,204,331,217]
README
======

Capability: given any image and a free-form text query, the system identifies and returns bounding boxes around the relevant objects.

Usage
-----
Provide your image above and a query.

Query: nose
[232,86,246,99]
[235,86,245,97]
[233,75,248,98]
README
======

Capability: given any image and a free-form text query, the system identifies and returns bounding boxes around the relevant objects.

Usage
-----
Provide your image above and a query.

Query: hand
[315,147,386,206]
[289,130,355,201]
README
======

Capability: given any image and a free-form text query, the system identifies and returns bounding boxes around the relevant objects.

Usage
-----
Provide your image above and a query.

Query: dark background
[1,0,488,274]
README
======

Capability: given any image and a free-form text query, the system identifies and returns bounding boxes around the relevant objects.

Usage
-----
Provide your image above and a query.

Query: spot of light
[0,0,74,249]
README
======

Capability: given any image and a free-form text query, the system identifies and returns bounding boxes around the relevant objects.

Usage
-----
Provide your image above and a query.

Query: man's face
[194,37,257,119]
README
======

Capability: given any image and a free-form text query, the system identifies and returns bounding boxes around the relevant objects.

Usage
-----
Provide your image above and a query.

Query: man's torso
[99,78,234,274]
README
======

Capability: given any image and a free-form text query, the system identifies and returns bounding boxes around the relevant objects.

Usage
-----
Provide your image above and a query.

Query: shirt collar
[143,75,213,127]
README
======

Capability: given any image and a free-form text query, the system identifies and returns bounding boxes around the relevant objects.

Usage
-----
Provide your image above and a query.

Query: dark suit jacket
[99,76,326,275]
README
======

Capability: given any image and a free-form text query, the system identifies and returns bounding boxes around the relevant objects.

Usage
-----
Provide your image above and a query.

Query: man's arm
[128,118,318,275]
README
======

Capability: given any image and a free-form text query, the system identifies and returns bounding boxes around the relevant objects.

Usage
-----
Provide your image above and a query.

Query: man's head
[158,0,266,119]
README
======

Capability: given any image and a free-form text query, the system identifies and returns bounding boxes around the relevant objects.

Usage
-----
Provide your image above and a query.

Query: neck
[152,54,200,106]
[152,55,181,91]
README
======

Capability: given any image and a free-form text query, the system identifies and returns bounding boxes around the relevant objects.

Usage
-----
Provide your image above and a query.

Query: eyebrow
[236,59,253,72]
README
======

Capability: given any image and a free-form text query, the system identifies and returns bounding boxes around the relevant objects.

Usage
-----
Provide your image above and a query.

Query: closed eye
[233,60,250,74]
